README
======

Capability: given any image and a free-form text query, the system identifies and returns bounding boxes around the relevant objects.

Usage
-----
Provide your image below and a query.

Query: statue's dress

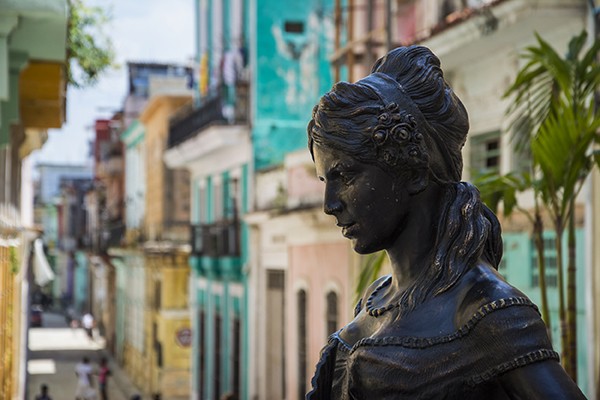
[307,264,559,400]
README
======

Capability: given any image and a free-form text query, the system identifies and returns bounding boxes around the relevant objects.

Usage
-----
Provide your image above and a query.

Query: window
[198,310,205,398]
[232,316,241,397]
[297,290,307,400]
[531,235,558,288]
[268,270,285,290]
[284,21,304,33]
[199,184,207,223]
[470,131,501,174]
[154,281,161,310]
[267,270,286,398]
[326,291,338,336]
[153,322,162,368]
[214,314,222,400]
[213,179,223,221]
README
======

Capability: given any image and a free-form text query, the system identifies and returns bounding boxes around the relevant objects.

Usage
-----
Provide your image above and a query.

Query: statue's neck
[386,182,443,293]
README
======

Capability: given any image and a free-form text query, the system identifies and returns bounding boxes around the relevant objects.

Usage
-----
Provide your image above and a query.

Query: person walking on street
[35,383,52,400]
[82,312,94,341]
[75,356,96,400]
[98,357,111,400]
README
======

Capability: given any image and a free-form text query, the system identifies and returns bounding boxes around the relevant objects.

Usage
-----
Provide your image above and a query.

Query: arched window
[326,291,338,336]
[214,314,222,400]
[297,289,307,399]
[198,310,205,398]
[232,316,241,397]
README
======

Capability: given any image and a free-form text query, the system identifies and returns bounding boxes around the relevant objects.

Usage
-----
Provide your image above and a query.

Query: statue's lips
[337,222,356,238]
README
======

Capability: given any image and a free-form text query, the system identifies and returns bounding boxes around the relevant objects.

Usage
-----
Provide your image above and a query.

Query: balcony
[190,220,240,258]
[167,82,249,149]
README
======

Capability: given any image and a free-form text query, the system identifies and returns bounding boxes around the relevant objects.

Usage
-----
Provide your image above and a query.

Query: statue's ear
[406,168,428,195]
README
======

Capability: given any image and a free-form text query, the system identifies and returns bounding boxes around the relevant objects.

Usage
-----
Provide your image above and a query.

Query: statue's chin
[352,240,383,255]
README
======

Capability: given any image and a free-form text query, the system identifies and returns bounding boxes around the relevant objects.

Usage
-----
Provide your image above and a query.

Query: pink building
[247,149,361,400]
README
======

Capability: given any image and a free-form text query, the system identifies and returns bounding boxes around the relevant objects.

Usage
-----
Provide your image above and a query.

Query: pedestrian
[82,312,94,340]
[35,383,52,400]
[98,357,111,400]
[75,356,96,400]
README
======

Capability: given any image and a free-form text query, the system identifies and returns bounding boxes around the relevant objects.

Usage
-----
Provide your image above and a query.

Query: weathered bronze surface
[306,46,586,399]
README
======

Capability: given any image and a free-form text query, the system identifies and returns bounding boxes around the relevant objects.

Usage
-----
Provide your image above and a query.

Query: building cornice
[163,124,251,174]
[419,0,586,69]
[139,95,192,124]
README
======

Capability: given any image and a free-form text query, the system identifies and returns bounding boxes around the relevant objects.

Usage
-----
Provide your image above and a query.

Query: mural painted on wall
[254,0,334,170]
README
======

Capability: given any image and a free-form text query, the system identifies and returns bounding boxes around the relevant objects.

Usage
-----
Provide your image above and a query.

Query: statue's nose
[324,187,343,215]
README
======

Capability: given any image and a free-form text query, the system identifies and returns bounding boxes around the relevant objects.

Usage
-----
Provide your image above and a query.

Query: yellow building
[144,249,191,398]
[1,1,68,398]
[120,93,192,398]
[141,95,192,242]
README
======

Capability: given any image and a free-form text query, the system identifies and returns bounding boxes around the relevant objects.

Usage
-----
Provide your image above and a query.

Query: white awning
[33,238,54,286]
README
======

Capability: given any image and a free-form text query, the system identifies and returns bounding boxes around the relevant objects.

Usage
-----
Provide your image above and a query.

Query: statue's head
[308,46,469,188]
[308,46,502,307]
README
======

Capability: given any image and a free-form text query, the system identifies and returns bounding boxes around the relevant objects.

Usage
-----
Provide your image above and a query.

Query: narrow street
[27,312,140,400]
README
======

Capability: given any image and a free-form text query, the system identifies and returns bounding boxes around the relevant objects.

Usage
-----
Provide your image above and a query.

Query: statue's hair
[397,182,503,316]
[370,46,468,183]
[308,45,469,183]
[307,46,503,313]
[308,82,393,171]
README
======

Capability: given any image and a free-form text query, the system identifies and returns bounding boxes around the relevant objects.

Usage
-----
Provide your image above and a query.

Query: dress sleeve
[462,299,559,386]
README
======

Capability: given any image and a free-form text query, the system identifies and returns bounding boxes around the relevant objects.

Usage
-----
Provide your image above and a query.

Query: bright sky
[32,0,195,166]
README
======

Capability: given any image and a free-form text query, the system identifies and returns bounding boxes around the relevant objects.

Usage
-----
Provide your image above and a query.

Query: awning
[33,238,54,286]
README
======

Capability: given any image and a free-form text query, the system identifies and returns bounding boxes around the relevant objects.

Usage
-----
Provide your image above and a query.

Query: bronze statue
[306,46,585,399]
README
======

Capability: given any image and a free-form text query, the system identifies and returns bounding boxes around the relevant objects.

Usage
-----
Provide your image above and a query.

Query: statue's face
[314,143,410,254]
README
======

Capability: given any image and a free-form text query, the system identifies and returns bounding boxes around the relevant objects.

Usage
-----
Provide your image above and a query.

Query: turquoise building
[502,229,589,397]
[165,0,334,398]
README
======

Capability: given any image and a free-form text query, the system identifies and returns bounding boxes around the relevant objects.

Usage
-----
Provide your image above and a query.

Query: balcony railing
[191,220,240,257]
[167,82,249,149]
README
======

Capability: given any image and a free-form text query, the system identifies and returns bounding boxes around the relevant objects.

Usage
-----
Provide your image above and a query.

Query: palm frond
[355,251,387,303]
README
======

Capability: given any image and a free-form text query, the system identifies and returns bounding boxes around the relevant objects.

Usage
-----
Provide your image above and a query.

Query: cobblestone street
[27,312,141,400]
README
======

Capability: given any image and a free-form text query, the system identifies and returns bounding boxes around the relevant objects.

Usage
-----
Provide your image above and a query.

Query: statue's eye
[341,172,354,183]
[333,170,356,185]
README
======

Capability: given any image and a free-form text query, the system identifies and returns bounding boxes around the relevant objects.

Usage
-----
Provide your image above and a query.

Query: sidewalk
[102,349,141,400]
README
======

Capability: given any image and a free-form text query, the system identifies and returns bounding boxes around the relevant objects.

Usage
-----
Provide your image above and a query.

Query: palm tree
[473,171,553,334]
[504,30,600,379]
[355,32,600,381]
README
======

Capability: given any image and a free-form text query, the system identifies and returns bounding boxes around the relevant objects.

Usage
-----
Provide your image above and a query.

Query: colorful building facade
[0,0,68,398]
[166,1,253,398]
[170,0,337,398]
[246,149,361,400]
[108,63,194,398]
[378,0,596,395]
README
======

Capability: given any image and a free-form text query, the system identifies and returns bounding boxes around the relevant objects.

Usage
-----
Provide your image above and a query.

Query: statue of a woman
[306,46,585,399]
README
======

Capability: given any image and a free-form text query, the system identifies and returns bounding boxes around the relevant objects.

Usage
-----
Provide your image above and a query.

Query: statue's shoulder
[454,263,535,327]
